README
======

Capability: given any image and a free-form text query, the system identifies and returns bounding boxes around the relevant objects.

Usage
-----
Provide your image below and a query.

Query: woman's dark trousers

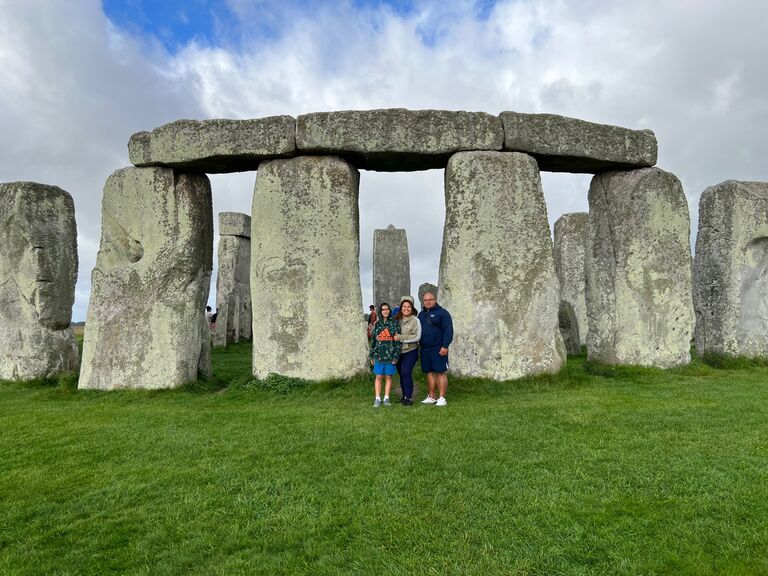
[397,348,419,399]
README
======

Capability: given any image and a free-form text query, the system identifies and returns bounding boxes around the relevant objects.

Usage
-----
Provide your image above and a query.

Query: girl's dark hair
[377,302,390,321]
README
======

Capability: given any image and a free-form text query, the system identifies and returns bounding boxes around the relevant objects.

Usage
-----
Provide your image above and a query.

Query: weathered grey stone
[0,182,79,380]
[373,225,411,308]
[554,212,589,345]
[418,283,438,307]
[219,211,251,238]
[501,112,657,173]
[296,109,503,171]
[559,300,581,357]
[251,156,368,379]
[585,168,693,367]
[212,300,229,349]
[215,227,252,346]
[79,167,213,390]
[439,151,565,380]
[128,116,296,173]
[694,181,768,357]
[198,314,212,379]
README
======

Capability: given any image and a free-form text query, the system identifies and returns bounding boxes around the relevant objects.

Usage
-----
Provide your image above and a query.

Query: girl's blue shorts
[373,361,397,376]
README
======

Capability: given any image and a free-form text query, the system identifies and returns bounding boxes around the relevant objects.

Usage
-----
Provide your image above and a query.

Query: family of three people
[368,291,453,408]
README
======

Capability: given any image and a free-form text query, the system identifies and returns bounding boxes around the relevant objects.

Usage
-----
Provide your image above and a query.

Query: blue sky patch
[102,0,239,51]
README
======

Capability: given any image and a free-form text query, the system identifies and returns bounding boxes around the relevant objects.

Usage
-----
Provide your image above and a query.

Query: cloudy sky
[1,0,766,321]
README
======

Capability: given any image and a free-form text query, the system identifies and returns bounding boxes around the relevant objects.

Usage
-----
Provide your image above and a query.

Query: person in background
[205,306,214,330]
[369,302,401,407]
[366,304,377,339]
[394,296,421,406]
[418,291,453,407]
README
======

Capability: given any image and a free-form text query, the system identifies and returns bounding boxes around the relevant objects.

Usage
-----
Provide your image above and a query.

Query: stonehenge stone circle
[585,167,693,368]
[554,212,589,345]
[129,116,296,173]
[296,109,503,171]
[79,167,213,390]
[418,283,438,307]
[214,212,252,347]
[558,301,581,357]
[694,180,768,357]
[501,112,657,173]
[373,225,411,308]
[439,151,565,379]
[65,107,669,386]
[250,155,368,380]
[0,182,79,380]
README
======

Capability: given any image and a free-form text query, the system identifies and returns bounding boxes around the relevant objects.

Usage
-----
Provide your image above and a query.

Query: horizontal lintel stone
[219,212,251,238]
[128,116,296,173]
[501,111,657,173]
[296,109,504,171]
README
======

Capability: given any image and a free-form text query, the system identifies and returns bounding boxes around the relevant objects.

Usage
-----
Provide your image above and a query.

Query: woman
[394,296,421,406]
[369,302,401,407]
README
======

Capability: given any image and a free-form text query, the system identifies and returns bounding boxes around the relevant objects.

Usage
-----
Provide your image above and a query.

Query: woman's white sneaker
[421,396,437,404]
[436,397,447,407]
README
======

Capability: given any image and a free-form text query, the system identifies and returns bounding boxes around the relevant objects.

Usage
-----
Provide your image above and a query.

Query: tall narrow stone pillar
[439,151,565,380]
[373,225,411,307]
[553,212,589,346]
[214,212,252,347]
[251,156,368,380]
[585,168,693,367]
[694,180,768,357]
[0,182,79,380]
[79,167,213,389]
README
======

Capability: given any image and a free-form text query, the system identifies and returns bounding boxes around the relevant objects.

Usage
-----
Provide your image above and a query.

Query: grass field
[2,344,768,575]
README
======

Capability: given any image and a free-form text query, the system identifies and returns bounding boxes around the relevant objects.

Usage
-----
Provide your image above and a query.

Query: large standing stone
[296,109,503,171]
[554,212,589,345]
[585,168,693,367]
[558,301,581,357]
[439,151,565,380]
[214,212,252,347]
[128,116,296,173]
[373,225,411,308]
[251,156,368,380]
[79,167,213,390]
[694,181,768,357]
[0,182,79,380]
[501,112,657,173]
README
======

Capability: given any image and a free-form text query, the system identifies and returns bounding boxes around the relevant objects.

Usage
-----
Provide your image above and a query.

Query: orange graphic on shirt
[377,328,394,341]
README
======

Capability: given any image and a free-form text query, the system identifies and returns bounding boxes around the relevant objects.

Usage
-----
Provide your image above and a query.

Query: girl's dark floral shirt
[369,318,402,363]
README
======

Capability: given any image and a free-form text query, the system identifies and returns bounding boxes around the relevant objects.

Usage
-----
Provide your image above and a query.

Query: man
[418,291,453,406]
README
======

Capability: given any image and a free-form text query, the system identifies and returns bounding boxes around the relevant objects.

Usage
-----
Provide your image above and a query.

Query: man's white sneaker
[421,396,437,404]
[436,397,447,407]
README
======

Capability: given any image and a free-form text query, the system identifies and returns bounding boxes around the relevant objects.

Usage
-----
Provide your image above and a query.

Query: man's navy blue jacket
[418,304,453,349]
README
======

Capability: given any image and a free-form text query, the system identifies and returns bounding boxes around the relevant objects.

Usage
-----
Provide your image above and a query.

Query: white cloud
[1,0,767,321]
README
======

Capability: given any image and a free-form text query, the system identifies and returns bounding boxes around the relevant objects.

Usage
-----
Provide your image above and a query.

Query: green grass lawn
[2,344,768,575]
